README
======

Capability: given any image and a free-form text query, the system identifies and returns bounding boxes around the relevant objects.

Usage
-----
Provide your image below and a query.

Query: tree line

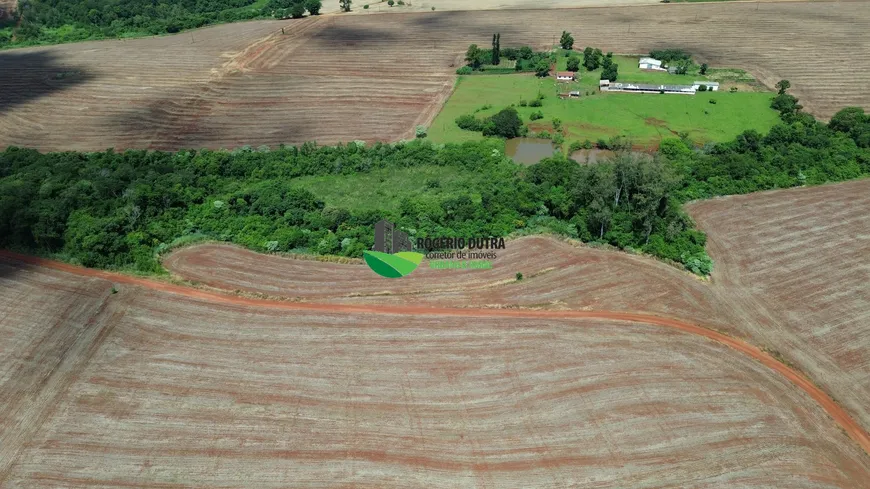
[1,0,324,48]
[461,38,553,76]
[1,95,868,275]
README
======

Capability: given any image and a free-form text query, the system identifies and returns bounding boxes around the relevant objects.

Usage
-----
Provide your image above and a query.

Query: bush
[568,141,584,153]
[455,114,484,131]
[388,0,394,5]
[698,84,707,92]
[364,4,369,8]
[596,138,608,149]
[682,252,714,275]
[519,100,528,107]
[431,6,435,9]
[709,99,717,104]
[415,125,427,138]
[397,0,405,4]
[484,107,524,138]
[730,87,738,93]
[529,99,543,107]
[649,48,691,63]
[530,111,544,121]
[456,66,472,75]
[516,272,523,281]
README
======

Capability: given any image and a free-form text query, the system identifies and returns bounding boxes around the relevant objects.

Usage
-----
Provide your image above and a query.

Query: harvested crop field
[687,178,870,451]
[0,263,113,479]
[164,237,725,326]
[165,179,870,448]
[0,262,868,487]
[2,0,869,151]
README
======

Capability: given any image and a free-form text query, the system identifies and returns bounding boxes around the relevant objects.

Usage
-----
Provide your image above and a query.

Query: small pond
[505,138,555,165]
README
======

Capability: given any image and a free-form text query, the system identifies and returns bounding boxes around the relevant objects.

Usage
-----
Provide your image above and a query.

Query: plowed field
[688,178,870,454]
[2,1,869,151]
[0,261,868,487]
[165,179,870,445]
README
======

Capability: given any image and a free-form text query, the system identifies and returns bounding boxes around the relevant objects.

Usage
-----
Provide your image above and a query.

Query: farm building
[555,71,576,82]
[600,80,696,94]
[693,81,720,91]
[639,57,666,71]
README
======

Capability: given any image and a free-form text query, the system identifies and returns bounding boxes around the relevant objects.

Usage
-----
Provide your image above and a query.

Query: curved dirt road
[3,249,869,458]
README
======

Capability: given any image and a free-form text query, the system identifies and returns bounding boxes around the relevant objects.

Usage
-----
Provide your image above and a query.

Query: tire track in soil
[2,249,869,460]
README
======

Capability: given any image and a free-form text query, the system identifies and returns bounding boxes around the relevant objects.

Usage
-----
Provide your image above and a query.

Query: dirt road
[3,249,869,460]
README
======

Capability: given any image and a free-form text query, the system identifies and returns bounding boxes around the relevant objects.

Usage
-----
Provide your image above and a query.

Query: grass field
[429,55,779,147]
[291,165,487,212]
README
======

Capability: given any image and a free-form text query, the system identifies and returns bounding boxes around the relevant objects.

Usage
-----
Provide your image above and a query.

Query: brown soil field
[0,260,868,487]
[164,179,870,447]
[2,1,869,151]
[164,236,725,325]
[687,178,870,454]
[0,263,113,480]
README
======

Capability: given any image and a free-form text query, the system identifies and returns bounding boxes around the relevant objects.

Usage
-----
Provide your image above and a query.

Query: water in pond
[505,138,555,165]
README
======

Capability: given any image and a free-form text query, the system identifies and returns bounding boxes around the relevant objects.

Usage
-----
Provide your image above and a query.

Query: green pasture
[429,55,779,147]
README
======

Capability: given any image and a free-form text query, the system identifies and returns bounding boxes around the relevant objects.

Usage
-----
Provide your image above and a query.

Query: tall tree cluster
[491,33,501,65]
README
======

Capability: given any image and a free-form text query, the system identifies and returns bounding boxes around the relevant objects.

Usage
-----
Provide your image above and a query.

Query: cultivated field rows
[0,263,113,480]
[166,179,870,440]
[2,1,869,151]
[688,178,870,451]
[1,278,868,487]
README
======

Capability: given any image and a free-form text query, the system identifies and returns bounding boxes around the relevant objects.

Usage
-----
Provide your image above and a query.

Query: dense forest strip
[0,0,328,48]
[2,104,868,275]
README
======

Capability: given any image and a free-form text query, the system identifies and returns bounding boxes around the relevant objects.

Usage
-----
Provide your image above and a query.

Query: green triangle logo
[363,250,424,278]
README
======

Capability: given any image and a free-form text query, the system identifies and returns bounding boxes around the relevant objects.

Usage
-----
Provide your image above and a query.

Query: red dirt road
[3,249,869,460]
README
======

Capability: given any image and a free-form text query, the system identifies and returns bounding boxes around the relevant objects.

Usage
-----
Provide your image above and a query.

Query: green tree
[700,63,708,75]
[583,47,600,71]
[566,56,580,72]
[534,59,550,77]
[465,44,484,69]
[775,79,791,94]
[484,107,524,138]
[829,107,866,133]
[601,64,618,81]
[559,31,574,50]
[290,3,306,18]
[491,33,501,65]
[339,0,352,12]
[673,59,691,75]
[305,0,322,14]
[771,93,801,117]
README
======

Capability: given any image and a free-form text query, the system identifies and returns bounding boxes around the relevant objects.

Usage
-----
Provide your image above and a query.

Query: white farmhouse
[638,57,666,71]
[692,81,720,91]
